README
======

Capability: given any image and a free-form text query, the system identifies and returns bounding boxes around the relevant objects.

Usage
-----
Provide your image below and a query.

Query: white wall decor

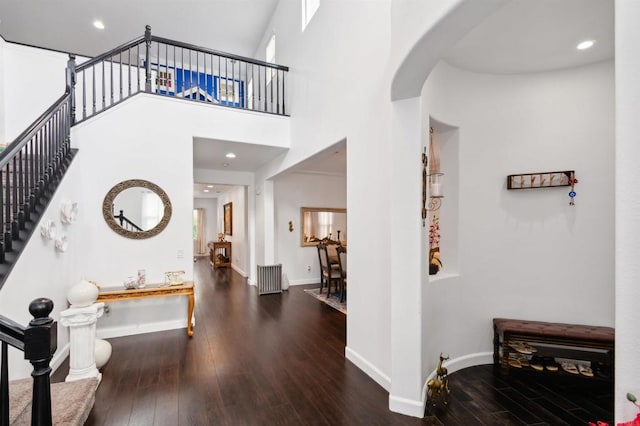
[60,201,79,224]
[40,219,56,240]
[54,235,68,253]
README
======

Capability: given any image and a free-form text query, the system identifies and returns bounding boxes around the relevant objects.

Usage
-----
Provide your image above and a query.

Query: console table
[97,281,195,336]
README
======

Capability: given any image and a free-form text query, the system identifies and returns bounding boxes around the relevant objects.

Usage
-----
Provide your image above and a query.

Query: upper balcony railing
[71,25,289,125]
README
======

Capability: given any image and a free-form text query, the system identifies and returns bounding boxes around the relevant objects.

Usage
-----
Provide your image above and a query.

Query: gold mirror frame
[300,207,347,247]
[102,179,172,239]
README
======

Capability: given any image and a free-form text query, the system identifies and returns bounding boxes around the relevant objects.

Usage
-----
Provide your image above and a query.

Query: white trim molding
[345,346,391,391]
[389,393,425,418]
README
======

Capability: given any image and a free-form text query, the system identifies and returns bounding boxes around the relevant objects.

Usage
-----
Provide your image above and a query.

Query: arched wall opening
[388,0,615,418]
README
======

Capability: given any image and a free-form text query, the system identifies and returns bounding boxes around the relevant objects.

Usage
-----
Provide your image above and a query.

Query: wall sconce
[288,221,294,232]
[422,147,444,226]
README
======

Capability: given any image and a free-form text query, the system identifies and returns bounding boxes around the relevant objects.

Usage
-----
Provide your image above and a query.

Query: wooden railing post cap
[28,298,54,326]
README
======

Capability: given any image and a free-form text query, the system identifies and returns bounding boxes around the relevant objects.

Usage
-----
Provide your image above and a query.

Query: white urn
[95,338,112,369]
[67,280,99,307]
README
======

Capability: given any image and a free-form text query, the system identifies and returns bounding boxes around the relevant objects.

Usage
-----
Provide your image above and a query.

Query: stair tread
[9,377,98,426]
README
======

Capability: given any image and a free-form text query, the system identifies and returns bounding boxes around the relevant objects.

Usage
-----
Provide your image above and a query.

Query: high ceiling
[444,0,614,74]
[0,0,279,58]
[1,0,614,196]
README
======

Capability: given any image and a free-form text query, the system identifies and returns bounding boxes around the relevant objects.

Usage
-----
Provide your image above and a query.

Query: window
[266,33,276,85]
[266,33,276,64]
[302,0,320,31]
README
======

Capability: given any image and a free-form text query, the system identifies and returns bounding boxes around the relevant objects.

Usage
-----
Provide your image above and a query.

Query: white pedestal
[60,302,105,383]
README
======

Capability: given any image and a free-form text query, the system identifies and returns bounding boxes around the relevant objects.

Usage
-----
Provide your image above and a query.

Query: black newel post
[144,25,152,93]
[24,298,57,426]
[66,54,77,125]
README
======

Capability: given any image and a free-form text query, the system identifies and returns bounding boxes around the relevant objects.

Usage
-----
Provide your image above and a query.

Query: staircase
[1,299,97,425]
[0,76,76,288]
[0,25,291,424]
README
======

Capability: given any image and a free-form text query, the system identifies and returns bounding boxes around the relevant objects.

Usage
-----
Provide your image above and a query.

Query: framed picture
[149,64,175,95]
[224,202,233,236]
[214,76,244,107]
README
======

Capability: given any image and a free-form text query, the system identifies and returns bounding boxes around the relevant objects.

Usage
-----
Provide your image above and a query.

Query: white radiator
[257,264,282,295]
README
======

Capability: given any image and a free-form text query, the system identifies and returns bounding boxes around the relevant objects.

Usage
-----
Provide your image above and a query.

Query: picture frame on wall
[224,202,233,236]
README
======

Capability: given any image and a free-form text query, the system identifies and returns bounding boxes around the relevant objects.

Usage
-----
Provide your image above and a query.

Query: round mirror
[102,179,172,239]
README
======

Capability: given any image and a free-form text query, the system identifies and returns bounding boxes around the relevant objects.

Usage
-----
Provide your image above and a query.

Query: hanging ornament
[568,173,579,206]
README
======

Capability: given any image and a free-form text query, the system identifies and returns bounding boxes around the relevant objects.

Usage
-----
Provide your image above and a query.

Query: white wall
[274,172,346,285]
[217,186,248,276]
[615,1,640,422]
[194,197,218,253]
[68,94,286,337]
[3,43,69,141]
[254,0,394,392]
[421,59,615,373]
[0,160,85,379]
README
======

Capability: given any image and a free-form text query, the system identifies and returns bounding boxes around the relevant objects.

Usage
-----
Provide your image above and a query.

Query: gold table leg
[187,291,195,337]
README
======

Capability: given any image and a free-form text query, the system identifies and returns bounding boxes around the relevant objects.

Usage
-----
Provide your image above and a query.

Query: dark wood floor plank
[50,258,612,425]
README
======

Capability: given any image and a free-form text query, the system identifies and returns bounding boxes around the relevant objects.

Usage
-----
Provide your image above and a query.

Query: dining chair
[318,243,342,297]
[336,245,347,303]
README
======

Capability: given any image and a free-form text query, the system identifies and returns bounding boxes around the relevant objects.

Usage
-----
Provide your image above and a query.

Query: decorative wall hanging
[54,235,68,252]
[506,170,574,190]
[422,128,444,226]
[60,201,79,224]
[507,170,578,206]
[40,220,57,240]
[224,202,233,236]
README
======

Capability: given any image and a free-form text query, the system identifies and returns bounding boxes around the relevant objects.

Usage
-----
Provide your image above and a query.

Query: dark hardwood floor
[52,259,613,425]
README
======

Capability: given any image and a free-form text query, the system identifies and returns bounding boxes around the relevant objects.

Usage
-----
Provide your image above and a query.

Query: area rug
[303,288,347,314]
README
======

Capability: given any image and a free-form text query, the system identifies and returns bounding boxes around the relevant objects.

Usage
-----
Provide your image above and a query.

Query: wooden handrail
[151,35,289,71]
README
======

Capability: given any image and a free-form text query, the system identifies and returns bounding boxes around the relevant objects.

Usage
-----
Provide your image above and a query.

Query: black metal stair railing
[72,25,289,125]
[0,60,76,286]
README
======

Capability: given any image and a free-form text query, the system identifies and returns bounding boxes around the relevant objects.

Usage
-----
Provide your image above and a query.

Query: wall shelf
[507,170,574,190]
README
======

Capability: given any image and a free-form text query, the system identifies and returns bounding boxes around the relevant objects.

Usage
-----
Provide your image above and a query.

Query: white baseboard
[51,343,70,375]
[345,346,391,391]
[288,278,320,286]
[389,394,426,418]
[96,319,186,339]
[231,264,247,277]
[441,351,493,375]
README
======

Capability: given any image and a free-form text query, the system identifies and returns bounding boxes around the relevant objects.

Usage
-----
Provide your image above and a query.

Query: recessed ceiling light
[207,185,214,188]
[576,40,595,50]
[225,152,236,159]
[93,20,105,30]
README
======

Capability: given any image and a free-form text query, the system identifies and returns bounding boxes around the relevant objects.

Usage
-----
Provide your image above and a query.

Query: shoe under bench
[493,318,614,378]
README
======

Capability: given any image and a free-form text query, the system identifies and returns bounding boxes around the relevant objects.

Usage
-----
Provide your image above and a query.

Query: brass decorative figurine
[427,353,451,408]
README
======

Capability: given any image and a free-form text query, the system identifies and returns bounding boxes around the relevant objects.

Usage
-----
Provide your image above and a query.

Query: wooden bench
[493,318,614,378]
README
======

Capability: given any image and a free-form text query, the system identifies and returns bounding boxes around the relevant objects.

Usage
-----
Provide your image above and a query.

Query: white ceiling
[444,0,614,74]
[0,0,279,58]
[193,137,287,172]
